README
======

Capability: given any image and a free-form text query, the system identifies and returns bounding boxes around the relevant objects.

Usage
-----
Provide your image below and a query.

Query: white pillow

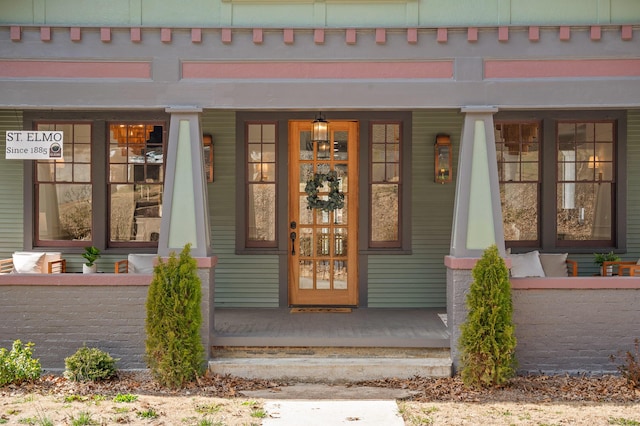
[510,250,546,278]
[128,254,156,274]
[12,252,46,274]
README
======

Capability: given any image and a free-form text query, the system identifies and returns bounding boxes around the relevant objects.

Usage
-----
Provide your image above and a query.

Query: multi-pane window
[495,122,540,244]
[556,121,614,243]
[246,122,277,246]
[370,122,401,247]
[32,118,165,249]
[496,115,618,249]
[35,123,93,245]
[108,124,164,245]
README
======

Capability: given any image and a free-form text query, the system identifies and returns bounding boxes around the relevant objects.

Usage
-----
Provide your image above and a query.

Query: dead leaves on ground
[2,371,639,405]
[357,374,640,403]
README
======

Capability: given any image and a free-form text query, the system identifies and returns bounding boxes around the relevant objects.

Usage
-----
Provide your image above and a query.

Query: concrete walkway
[263,400,405,425]
[243,383,415,425]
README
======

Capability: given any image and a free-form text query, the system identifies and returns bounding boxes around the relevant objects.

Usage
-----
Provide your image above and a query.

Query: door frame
[288,120,359,306]
[235,111,413,308]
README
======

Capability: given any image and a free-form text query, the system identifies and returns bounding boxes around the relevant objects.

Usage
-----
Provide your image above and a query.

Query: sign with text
[5,131,64,160]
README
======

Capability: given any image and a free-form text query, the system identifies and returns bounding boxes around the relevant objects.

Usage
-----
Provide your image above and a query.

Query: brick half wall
[0,283,149,370]
[0,258,215,372]
[512,285,640,375]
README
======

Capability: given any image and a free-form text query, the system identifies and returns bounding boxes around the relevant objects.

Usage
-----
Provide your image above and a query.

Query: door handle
[290,231,297,255]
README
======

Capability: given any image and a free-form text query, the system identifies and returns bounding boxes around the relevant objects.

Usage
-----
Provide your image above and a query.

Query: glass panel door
[288,121,358,306]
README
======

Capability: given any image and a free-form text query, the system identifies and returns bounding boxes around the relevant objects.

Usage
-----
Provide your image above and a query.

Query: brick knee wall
[0,285,149,370]
[512,288,640,374]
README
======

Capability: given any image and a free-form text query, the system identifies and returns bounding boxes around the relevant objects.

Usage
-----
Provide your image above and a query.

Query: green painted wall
[622,110,640,266]
[201,110,463,308]
[0,111,24,258]
[2,109,639,304]
[1,0,637,27]
[202,111,280,307]
[367,111,462,308]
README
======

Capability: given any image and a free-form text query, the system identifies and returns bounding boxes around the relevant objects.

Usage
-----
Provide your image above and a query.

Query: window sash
[28,114,168,250]
[496,113,621,251]
[34,122,94,246]
[369,122,402,248]
[246,122,278,248]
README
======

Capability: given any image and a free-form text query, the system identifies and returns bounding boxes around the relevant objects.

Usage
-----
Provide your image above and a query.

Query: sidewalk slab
[263,400,405,425]
[241,383,419,400]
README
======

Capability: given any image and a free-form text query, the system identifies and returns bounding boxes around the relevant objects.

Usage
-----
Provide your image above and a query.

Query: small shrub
[64,395,89,403]
[458,245,517,388]
[64,346,118,382]
[145,243,204,388]
[0,340,42,386]
[610,338,640,389]
[113,393,138,403]
[70,411,96,426]
[137,408,158,419]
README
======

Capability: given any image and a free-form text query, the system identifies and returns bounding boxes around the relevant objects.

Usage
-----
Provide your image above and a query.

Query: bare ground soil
[1,372,639,425]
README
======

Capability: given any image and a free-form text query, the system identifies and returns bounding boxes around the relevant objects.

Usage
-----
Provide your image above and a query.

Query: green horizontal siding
[0,110,24,258]
[2,0,637,27]
[624,110,640,260]
[202,110,280,308]
[367,110,463,308]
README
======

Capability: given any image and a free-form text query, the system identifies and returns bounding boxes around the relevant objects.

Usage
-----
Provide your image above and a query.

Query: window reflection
[35,123,93,243]
[109,124,164,243]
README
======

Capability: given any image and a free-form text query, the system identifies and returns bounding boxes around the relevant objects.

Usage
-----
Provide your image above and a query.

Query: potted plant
[82,246,101,274]
[593,251,620,276]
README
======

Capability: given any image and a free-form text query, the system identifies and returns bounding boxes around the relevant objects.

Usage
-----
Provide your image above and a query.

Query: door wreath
[304,171,345,211]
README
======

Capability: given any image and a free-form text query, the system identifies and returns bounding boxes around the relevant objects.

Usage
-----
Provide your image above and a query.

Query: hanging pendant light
[312,113,329,144]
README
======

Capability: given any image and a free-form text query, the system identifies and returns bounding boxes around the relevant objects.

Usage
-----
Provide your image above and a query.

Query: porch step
[209,346,452,382]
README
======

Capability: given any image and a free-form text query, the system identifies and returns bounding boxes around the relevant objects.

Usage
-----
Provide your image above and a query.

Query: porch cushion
[539,253,569,277]
[510,250,545,278]
[128,254,156,274]
[12,252,46,273]
[11,252,62,274]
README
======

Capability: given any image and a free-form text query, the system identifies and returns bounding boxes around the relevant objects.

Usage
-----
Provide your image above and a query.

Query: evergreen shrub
[0,340,42,386]
[458,244,517,388]
[145,244,204,388]
[64,346,118,382]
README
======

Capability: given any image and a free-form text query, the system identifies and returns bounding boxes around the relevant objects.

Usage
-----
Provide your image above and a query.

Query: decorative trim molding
[70,27,81,41]
[40,26,51,41]
[407,27,417,43]
[0,60,152,79]
[4,25,636,47]
[100,27,111,42]
[182,60,454,79]
[192,28,202,43]
[131,27,142,42]
[161,28,172,43]
[10,26,21,41]
[437,27,447,43]
[485,58,640,79]
[284,28,294,44]
[346,28,357,44]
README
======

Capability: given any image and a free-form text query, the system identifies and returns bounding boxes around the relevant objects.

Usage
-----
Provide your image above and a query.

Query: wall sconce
[312,113,329,144]
[203,134,214,182]
[434,133,452,184]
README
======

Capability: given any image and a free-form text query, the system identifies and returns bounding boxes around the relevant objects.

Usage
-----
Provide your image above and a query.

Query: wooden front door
[288,121,358,306]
